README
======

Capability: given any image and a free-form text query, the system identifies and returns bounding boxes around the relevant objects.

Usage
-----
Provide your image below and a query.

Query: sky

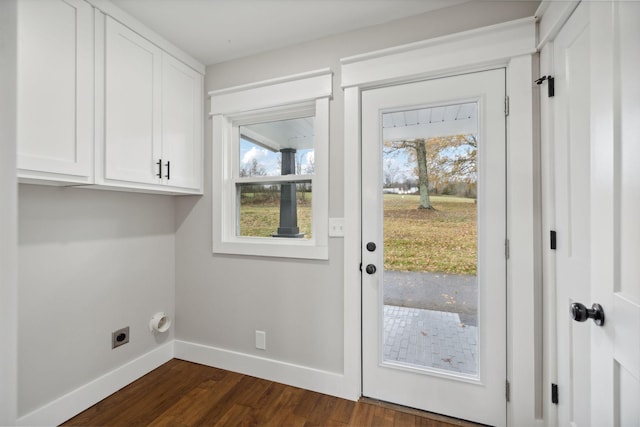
[240,138,314,176]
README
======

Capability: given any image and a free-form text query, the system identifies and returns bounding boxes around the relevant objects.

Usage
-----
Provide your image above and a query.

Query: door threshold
[358,397,488,427]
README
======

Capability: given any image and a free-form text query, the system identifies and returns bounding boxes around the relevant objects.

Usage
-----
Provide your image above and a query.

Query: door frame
[537,2,582,426]
[341,17,541,427]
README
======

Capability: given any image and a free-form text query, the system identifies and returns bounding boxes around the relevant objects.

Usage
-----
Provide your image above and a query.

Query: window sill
[213,237,328,260]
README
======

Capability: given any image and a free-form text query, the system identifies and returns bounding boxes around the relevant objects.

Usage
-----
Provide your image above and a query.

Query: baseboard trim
[174,340,355,401]
[17,342,174,426]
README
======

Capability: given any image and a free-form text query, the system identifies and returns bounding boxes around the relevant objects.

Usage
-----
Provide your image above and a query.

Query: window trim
[210,69,331,259]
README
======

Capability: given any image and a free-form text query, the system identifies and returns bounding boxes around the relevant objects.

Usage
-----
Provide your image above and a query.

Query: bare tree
[385,138,433,209]
[385,134,478,208]
[303,153,315,174]
[383,158,401,187]
[447,134,477,182]
[240,158,267,177]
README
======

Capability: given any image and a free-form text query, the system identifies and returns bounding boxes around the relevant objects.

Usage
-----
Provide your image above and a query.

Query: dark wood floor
[62,359,482,426]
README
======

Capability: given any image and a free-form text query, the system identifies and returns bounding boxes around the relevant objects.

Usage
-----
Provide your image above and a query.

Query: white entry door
[553,2,640,425]
[589,1,640,425]
[361,69,506,426]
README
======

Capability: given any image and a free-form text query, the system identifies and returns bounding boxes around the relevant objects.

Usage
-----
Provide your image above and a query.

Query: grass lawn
[239,193,477,275]
[383,194,477,275]
[239,198,312,238]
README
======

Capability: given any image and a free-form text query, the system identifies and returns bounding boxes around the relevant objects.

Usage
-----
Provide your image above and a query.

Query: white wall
[13,1,539,421]
[18,186,176,417]
[176,0,538,381]
[0,0,18,424]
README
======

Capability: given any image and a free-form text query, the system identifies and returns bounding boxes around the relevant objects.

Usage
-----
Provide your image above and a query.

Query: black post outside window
[273,148,303,238]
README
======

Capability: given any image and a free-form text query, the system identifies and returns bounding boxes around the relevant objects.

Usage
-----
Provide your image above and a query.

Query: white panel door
[362,69,506,426]
[554,2,640,425]
[161,52,203,191]
[589,2,640,425]
[104,17,162,185]
[17,0,93,182]
[553,4,592,425]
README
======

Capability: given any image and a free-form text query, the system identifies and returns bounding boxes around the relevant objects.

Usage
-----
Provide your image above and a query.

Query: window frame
[210,69,331,259]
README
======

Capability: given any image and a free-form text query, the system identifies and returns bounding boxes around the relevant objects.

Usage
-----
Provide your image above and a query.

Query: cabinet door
[17,0,93,183]
[104,17,162,185]
[161,53,203,191]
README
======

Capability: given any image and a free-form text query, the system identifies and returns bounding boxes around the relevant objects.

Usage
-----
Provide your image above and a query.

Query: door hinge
[550,230,557,250]
[504,96,510,116]
[505,239,510,260]
[535,75,555,97]
[506,380,511,402]
[551,383,559,404]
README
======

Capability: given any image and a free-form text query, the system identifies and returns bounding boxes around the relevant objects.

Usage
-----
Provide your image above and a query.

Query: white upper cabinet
[160,53,203,191]
[103,17,162,186]
[96,16,203,194]
[17,1,203,195]
[17,0,94,184]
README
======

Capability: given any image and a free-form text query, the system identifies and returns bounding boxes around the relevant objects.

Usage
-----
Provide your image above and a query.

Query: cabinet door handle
[165,161,170,180]
[156,159,162,179]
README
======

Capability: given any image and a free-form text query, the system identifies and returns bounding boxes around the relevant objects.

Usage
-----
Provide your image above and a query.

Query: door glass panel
[382,102,479,377]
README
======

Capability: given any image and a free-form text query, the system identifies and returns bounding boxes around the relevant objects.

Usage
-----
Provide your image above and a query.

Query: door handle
[570,302,605,326]
[365,264,377,275]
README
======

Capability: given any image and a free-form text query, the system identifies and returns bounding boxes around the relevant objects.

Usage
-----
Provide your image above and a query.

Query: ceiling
[241,117,314,152]
[109,0,470,66]
[382,103,478,141]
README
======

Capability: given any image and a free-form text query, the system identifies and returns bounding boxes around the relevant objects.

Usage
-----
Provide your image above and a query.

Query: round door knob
[570,302,605,326]
[365,264,377,275]
[366,242,376,252]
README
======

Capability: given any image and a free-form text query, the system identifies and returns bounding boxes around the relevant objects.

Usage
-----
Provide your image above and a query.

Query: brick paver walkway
[383,305,478,375]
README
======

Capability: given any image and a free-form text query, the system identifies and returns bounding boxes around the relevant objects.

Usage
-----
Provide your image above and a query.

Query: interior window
[210,69,331,259]
[237,117,315,238]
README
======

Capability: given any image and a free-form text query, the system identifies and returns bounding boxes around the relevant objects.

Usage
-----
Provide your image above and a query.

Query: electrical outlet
[255,330,266,350]
[112,326,129,349]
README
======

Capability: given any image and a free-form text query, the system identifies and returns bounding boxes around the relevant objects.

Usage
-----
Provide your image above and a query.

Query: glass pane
[237,182,312,238]
[381,102,479,377]
[239,117,315,177]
